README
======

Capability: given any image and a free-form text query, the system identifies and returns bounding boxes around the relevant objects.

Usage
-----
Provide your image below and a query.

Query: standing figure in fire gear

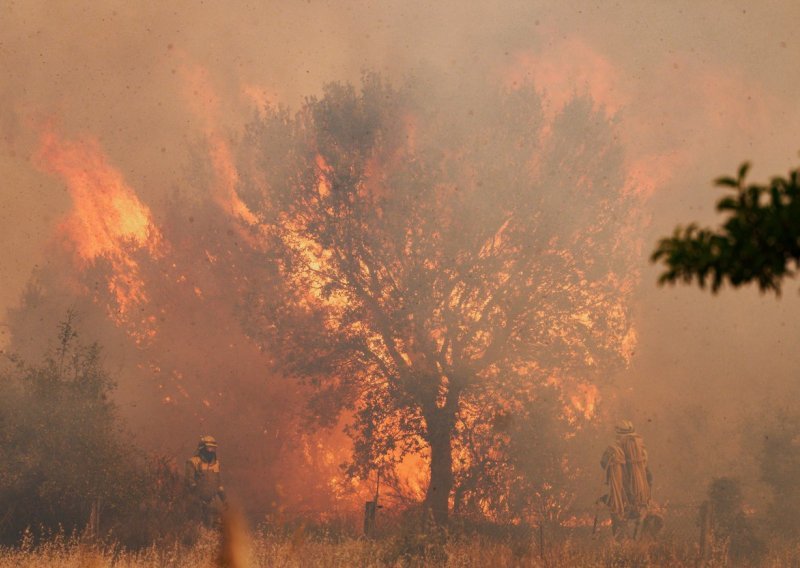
[186,435,226,527]
[600,420,653,540]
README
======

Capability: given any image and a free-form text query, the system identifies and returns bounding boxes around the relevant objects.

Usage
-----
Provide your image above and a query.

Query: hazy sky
[3,1,799,304]
[3,0,800,502]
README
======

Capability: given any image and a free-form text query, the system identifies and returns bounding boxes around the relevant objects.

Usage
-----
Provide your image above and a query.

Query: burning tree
[239,74,640,523]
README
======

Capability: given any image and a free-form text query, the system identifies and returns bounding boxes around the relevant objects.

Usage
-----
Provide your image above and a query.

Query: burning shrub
[113,456,205,548]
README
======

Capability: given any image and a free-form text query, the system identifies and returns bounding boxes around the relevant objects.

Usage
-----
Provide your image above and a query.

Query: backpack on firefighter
[599,420,660,540]
[186,435,227,527]
[617,424,651,511]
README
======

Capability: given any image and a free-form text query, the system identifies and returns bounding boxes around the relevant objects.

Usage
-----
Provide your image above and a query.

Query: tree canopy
[238,73,640,523]
[652,163,800,294]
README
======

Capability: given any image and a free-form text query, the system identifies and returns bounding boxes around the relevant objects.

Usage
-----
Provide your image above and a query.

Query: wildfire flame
[36,127,161,335]
[19,39,684,519]
[37,128,160,261]
[207,132,259,225]
[570,383,599,421]
[180,62,258,226]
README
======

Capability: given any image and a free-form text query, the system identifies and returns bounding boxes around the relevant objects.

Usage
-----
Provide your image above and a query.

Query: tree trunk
[423,405,456,525]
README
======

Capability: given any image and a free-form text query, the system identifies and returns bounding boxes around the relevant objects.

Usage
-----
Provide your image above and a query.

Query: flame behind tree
[35,129,162,337]
[10,127,340,514]
[238,74,639,523]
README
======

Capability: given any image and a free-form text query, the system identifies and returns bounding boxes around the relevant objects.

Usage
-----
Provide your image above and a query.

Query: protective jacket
[185,455,224,502]
[601,433,651,516]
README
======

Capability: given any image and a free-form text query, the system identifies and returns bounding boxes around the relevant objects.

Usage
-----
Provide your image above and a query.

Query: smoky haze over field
[2,0,800,519]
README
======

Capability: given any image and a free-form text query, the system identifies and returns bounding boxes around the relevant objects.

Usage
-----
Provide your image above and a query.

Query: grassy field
[2,525,799,568]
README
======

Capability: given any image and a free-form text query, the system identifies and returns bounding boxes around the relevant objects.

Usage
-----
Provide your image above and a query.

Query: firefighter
[600,420,653,540]
[186,435,226,527]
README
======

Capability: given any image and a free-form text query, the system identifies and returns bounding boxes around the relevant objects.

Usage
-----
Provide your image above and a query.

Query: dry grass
[2,530,800,568]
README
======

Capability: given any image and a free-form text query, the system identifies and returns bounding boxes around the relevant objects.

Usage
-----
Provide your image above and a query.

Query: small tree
[0,312,142,543]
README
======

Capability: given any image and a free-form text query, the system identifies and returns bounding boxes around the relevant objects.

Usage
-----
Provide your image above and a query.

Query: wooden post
[87,499,101,540]
[539,522,545,562]
[363,501,377,537]
[363,470,381,538]
[698,500,714,567]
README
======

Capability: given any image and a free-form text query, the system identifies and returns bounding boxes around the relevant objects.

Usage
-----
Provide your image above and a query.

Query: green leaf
[714,176,738,188]
[738,162,751,182]
[716,197,738,212]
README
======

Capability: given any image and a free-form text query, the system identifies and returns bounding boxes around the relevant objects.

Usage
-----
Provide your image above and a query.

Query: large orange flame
[180,62,258,226]
[37,128,159,261]
[36,128,161,336]
[207,131,259,225]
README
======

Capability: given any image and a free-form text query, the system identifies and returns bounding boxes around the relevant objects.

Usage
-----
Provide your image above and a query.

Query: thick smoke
[3,0,800,520]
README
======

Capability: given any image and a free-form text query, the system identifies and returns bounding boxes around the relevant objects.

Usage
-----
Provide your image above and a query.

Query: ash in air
[2,1,800,560]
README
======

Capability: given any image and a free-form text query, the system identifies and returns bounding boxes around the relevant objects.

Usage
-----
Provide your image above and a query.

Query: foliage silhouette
[652,163,800,294]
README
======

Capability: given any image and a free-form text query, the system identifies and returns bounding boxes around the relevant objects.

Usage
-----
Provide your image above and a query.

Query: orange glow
[624,152,682,199]
[561,513,600,528]
[36,128,161,331]
[180,62,258,226]
[502,37,689,206]
[37,128,159,261]
[315,154,332,198]
[501,38,627,116]
[393,449,430,502]
[569,383,599,421]
[240,83,278,115]
[207,131,259,225]
[620,326,638,365]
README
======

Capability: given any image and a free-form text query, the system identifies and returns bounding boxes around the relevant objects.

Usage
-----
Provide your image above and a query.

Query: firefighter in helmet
[185,435,226,526]
[600,420,653,539]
